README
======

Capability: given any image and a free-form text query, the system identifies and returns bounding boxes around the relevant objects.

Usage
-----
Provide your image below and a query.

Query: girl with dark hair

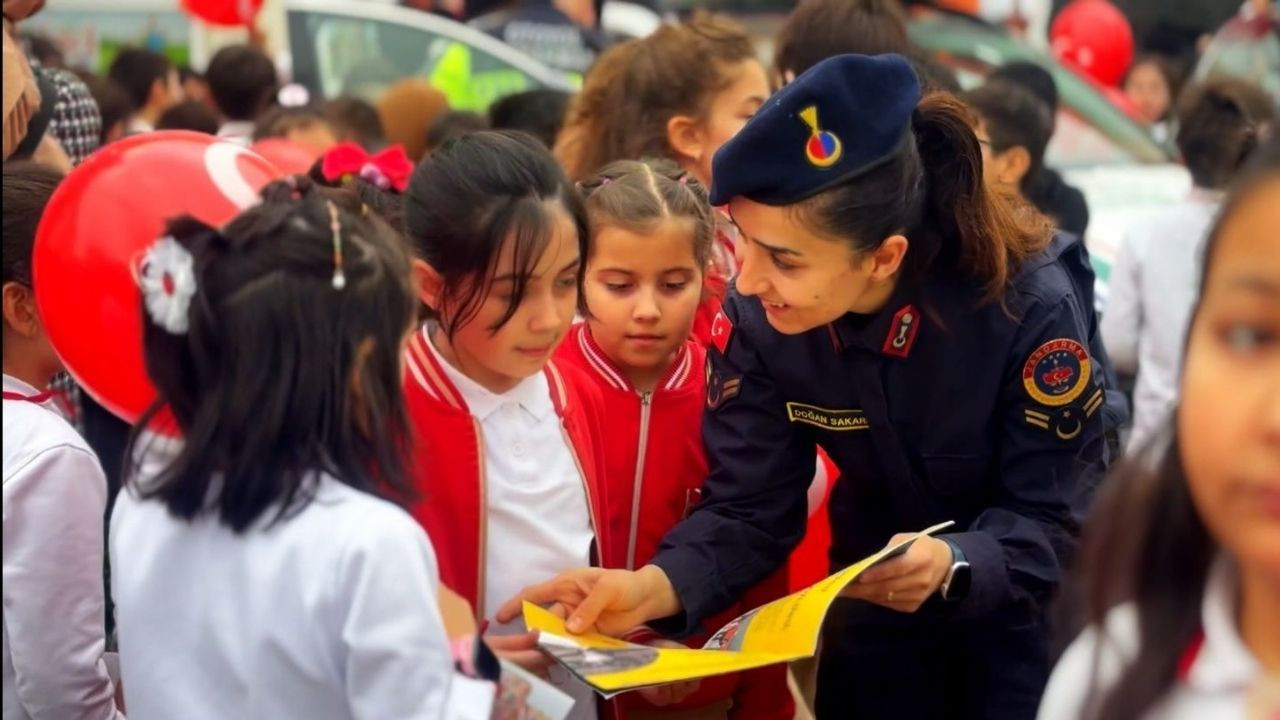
[110,179,499,719]
[399,130,611,720]
[502,53,1126,719]
[555,159,794,720]
[1039,136,1280,720]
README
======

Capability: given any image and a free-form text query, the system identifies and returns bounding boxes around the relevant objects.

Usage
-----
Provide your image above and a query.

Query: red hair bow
[321,142,413,193]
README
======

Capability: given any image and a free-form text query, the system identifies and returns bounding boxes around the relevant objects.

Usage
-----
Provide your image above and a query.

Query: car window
[288,9,543,110]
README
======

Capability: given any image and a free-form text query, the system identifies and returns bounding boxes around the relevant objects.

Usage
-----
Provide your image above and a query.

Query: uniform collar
[422,325,554,423]
[1183,557,1260,693]
[827,280,922,358]
[574,324,694,394]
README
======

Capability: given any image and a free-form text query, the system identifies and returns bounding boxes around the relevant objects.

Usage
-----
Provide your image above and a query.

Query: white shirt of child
[3,374,123,720]
[1101,191,1220,454]
[1038,558,1270,720]
[428,337,598,720]
[110,471,492,720]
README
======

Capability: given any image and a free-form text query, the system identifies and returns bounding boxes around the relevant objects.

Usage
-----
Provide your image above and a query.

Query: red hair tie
[320,142,414,193]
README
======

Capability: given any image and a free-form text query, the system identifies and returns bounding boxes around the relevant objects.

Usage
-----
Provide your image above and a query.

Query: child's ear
[2,282,41,339]
[666,115,705,167]
[411,258,444,311]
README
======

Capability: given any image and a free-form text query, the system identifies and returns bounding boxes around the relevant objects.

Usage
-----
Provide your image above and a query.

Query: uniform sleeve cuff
[945,531,1009,619]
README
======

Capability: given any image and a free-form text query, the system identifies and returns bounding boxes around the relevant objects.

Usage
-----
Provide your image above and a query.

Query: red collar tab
[881,304,920,358]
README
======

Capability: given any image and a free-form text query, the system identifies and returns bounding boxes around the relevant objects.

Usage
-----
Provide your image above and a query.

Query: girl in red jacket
[556,159,795,720]
[398,131,615,720]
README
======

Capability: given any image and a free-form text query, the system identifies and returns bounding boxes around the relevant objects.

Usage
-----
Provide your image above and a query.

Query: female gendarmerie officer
[500,53,1126,718]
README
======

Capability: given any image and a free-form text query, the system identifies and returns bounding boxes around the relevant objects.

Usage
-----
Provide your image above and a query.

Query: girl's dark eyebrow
[754,237,802,257]
[1220,274,1280,297]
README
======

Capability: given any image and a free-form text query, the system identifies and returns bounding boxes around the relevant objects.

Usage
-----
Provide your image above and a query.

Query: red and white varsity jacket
[400,326,615,623]
[556,324,795,720]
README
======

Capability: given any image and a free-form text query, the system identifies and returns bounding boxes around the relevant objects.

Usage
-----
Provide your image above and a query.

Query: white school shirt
[427,338,598,720]
[2,374,123,720]
[1038,559,1273,720]
[1101,191,1221,454]
[109,471,493,720]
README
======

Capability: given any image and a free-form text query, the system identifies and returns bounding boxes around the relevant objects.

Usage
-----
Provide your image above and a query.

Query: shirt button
[512,442,526,457]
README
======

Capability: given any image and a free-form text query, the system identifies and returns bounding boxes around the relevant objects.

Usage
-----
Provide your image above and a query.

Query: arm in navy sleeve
[944,295,1110,619]
[649,295,814,635]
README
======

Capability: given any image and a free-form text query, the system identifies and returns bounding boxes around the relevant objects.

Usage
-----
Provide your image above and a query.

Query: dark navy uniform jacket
[651,232,1125,634]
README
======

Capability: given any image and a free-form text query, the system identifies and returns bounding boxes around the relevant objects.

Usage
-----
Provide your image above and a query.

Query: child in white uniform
[2,162,124,720]
[110,179,495,720]
[1039,139,1280,720]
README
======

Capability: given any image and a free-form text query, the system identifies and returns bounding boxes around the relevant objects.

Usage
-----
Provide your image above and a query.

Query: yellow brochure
[523,520,954,696]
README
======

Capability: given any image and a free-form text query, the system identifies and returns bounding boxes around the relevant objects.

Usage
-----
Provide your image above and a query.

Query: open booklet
[522,520,954,697]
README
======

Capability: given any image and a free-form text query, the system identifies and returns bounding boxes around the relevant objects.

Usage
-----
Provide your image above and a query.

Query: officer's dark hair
[205,44,278,122]
[962,79,1054,194]
[403,131,588,338]
[792,92,1052,304]
[1073,135,1280,720]
[1175,76,1274,190]
[156,100,220,135]
[126,177,417,533]
[2,162,63,287]
[556,12,756,182]
[322,96,386,151]
[489,89,572,149]
[774,0,910,81]
[107,47,174,109]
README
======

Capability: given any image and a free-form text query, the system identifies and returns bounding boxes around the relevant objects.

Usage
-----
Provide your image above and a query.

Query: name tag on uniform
[786,403,869,431]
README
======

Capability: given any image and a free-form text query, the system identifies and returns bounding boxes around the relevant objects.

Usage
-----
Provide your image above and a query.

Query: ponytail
[910,92,1051,301]
[794,92,1051,305]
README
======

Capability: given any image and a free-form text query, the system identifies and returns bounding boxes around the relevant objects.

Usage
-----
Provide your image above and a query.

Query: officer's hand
[841,535,953,613]
[636,640,701,706]
[496,565,682,637]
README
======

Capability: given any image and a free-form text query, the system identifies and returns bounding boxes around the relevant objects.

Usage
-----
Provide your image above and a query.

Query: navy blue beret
[709,53,921,207]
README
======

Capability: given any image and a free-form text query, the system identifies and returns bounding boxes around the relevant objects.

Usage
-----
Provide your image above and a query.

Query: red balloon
[181,0,263,26]
[250,138,321,176]
[1050,0,1135,87]
[33,131,281,426]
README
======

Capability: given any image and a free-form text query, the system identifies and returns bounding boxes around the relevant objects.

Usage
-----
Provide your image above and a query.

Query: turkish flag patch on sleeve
[710,310,734,354]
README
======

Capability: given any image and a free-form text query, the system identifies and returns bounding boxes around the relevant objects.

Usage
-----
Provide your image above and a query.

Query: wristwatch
[938,537,971,602]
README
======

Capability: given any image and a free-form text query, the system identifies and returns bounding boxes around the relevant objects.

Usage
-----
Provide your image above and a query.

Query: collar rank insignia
[881,304,920,358]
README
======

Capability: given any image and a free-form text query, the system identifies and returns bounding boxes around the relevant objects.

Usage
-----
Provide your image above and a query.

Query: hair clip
[327,201,346,290]
[138,235,197,334]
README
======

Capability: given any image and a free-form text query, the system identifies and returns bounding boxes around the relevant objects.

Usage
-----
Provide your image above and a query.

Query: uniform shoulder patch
[1022,338,1091,407]
[710,309,734,355]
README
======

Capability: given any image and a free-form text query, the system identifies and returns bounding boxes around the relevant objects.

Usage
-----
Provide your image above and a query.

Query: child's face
[1124,62,1172,126]
[1179,177,1280,580]
[583,219,703,384]
[440,207,581,393]
[689,59,770,188]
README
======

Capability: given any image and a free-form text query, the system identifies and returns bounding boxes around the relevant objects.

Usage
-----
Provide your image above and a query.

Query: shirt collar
[127,116,154,133]
[1187,556,1260,692]
[423,328,554,423]
[216,121,255,143]
[2,373,44,397]
[828,279,920,357]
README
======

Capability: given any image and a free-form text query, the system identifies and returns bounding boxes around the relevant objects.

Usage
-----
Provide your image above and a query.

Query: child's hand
[492,672,532,720]
[485,631,553,678]
[636,639,700,707]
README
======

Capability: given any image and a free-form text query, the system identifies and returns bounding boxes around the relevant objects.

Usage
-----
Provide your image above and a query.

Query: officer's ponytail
[908,92,1052,302]
[794,92,1051,306]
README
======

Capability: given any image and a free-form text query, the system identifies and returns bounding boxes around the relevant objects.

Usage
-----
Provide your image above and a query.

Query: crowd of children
[2,2,1278,720]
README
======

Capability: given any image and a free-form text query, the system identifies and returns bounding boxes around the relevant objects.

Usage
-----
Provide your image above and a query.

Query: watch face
[945,561,972,601]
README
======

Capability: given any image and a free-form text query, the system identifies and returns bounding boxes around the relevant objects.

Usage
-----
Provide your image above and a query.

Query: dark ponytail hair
[127,177,418,533]
[792,92,1052,305]
[403,130,588,338]
[1074,135,1280,719]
